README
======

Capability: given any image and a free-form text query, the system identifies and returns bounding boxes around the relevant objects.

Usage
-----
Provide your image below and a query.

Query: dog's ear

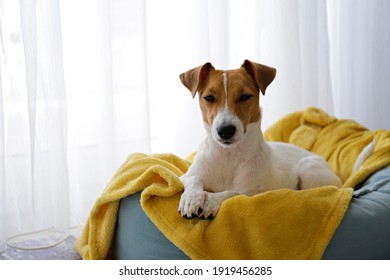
[180,62,215,98]
[241,60,276,95]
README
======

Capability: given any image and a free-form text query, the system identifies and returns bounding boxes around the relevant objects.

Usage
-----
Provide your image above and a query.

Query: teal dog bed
[114,165,390,260]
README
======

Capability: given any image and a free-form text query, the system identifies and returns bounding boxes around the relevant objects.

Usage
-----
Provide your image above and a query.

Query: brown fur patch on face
[197,70,226,126]
[197,68,261,131]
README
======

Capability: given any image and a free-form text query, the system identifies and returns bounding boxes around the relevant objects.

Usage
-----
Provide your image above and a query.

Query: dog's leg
[201,191,240,220]
[297,155,342,189]
[178,175,206,219]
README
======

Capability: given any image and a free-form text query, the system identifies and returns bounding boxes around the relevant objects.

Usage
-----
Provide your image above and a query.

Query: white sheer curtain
[327,0,390,130]
[0,0,389,250]
[1,0,70,248]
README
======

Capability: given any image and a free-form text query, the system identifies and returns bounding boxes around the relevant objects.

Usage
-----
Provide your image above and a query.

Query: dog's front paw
[178,188,205,219]
[199,192,222,220]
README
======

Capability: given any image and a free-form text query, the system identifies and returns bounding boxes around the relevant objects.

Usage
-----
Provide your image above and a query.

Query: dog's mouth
[217,138,237,147]
[221,140,234,145]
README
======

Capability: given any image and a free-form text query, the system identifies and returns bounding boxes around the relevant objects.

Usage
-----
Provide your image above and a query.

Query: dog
[178,60,342,220]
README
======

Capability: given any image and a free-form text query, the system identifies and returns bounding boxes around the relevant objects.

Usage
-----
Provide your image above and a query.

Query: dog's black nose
[217,125,236,140]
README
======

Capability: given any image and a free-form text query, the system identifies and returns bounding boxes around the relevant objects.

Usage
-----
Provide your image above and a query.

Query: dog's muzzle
[217,125,236,143]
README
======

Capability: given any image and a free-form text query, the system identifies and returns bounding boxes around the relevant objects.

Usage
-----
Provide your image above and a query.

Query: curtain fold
[0,0,389,250]
[327,0,390,130]
[0,4,6,251]
[0,0,70,248]
[61,0,153,225]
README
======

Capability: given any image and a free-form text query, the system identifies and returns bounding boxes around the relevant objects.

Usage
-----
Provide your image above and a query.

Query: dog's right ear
[179,62,214,98]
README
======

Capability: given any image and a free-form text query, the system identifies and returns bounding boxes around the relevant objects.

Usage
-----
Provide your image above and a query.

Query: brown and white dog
[178,60,342,220]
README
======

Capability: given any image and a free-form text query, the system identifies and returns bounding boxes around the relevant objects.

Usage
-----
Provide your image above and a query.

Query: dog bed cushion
[115,164,390,259]
[322,164,390,259]
[75,107,390,259]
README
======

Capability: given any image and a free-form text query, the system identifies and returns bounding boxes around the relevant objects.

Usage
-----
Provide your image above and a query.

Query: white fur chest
[191,135,272,195]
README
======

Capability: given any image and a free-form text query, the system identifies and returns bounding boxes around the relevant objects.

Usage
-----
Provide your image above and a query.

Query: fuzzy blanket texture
[76,107,390,259]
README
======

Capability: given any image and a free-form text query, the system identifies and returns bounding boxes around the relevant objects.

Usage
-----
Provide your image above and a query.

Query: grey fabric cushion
[114,166,390,260]
[322,165,390,259]
[114,192,189,260]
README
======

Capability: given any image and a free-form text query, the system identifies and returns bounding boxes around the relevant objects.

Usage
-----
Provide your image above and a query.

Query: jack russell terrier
[178,60,342,220]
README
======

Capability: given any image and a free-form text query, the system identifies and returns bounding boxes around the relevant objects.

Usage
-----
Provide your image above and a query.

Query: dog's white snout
[212,109,244,146]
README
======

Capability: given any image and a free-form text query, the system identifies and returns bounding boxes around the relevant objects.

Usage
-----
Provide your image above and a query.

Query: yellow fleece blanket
[76,107,390,260]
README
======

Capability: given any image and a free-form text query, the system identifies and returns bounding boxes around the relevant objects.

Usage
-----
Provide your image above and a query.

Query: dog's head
[180,60,276,147]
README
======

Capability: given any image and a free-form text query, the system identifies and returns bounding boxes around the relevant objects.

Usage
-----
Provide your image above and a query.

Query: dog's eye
[204,95,216,103]
[238,94,253,102]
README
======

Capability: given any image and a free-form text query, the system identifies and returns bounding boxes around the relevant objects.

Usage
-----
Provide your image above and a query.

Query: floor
[0,235,81,260]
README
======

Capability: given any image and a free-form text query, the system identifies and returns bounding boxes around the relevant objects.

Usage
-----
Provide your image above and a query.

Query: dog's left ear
[241,60,276,95]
